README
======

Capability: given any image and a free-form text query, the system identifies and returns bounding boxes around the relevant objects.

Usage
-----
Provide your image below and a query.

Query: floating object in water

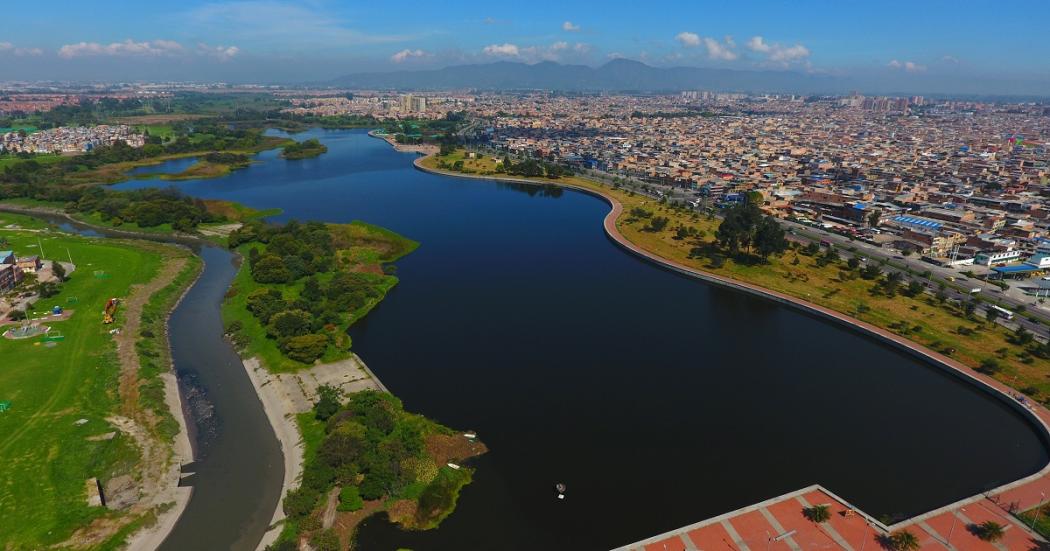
[447,462,461,470]
[554,482,566,499]
[463,432,477,440]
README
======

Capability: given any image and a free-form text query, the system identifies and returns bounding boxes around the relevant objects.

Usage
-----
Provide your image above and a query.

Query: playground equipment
[93,270,110,280]
[3,323,49,340]
[102,298,119,324]
[52,305,63,316]
[0,401,10,413]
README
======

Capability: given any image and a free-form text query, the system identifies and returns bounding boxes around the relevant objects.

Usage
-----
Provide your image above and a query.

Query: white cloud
[58,39,185,59]
[942,55,959,64]
[675,32,701,47]
[888,59,926,73]
[187,1,414,48]
[703,37,738,61]
[198,43,240,61]
[746,36,809,66]
[573,42,591,54]
[391,48,428,63]
[551,41,569,51]
[562,21,580,32]
[0,42,11,52]
[483,43,520,57]
[747,36,771,53]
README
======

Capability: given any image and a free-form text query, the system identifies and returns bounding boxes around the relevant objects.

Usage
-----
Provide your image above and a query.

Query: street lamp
[1029,492,1046,532]
[947,507,965,547]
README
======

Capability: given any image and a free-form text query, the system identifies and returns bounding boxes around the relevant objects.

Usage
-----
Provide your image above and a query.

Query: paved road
[468,144,1049,339]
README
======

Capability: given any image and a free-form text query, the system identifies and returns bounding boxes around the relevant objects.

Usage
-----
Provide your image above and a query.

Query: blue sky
[1,0,1048,87]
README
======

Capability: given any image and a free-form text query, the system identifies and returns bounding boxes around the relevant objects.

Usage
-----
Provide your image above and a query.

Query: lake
[116,128,1049,550]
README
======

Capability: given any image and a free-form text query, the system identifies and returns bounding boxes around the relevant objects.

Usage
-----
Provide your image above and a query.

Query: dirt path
[65,255,190,548]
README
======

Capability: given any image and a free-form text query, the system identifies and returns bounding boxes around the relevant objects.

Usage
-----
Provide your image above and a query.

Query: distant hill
[332,58,847,94]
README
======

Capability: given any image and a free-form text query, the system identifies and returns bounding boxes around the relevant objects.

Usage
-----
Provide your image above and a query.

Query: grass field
[424,151,1050,399]
[0,212,187,548]
[222,221,418,373]
[0,153,68,170]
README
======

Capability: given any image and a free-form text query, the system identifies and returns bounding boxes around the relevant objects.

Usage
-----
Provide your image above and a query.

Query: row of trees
[715,200,789,259]
[73,187,223,230]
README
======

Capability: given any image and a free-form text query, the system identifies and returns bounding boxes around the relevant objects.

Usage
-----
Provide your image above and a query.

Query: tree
[985,307,999,324]
[976,521,1004,542]
[754,217,789,259]
[51,261,66,282]
[803,504,831,523]
[868,210,882,228]
[337,485,364,512]
[646,216,670,232]
[284,333,329,363]
[905,280,924,297]
[847,256,861,270]
[978,358,1002,375]
[268,309,313,339]
[888,530,920,551]
[314,384,341,421]
[251,254,293,284]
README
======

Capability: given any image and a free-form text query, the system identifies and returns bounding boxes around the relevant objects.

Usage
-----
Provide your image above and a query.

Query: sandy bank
[246,355,384,550]
[366,129,438,155]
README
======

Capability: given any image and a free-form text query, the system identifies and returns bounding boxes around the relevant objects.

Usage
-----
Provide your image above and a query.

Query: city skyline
[1,0,1048,94]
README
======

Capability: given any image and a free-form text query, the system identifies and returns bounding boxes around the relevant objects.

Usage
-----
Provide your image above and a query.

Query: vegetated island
[220,218,487,549]
[281,138,329,160]
[222,219,418,370]
[420,148,1050,399]
[0,211,201,549]
[269,389,486,550]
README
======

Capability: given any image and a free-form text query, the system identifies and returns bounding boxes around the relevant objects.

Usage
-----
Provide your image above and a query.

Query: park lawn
[0,154,67,170]
[0,215,169,548]
[133,124,175,141]
[426,150,1050,399]
[222,221,418,374]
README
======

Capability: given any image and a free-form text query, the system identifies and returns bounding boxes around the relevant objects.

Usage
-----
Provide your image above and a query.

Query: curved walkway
[413,156,1050,547]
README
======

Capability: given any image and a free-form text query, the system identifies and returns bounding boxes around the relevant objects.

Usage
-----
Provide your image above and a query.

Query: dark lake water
[126,156,198,176]
[115,129,1049,550]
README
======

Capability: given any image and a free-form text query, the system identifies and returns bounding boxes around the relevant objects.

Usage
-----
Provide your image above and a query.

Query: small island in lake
[281,138,328,160]
[223,219,417,371]
[269,389,486,550]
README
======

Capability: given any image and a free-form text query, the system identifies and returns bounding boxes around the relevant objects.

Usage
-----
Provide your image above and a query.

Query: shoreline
[244,353,387,550]
[0,205,205,550]
[366,129,439,155]
[412,153,1050,532]
[123,258,204,551]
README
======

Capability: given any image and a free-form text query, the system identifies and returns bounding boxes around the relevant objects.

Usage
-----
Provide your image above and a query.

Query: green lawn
[0,154,67,170]
[0,213,170,548]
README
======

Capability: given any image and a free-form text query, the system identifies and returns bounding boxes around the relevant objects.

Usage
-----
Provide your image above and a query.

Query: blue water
[125,156,199,176]
[116,129,1049,550]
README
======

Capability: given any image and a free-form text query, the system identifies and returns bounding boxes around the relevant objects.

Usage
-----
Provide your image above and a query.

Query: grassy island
[269,389,486,551]
[0,212,201,549]
[422,149,1050,400]
[281,139,329,160]
[222,219,417,373]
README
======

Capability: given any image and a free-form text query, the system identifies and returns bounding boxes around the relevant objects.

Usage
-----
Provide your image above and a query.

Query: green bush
[337,485,364,512]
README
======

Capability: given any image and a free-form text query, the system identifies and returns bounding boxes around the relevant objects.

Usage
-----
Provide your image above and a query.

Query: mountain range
[332,58,847,94]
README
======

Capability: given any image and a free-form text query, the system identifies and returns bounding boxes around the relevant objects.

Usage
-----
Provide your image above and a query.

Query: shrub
[284,333,329,363]
[978,358,1002,375]
[337,485,364,512]
[309,529,340,551]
